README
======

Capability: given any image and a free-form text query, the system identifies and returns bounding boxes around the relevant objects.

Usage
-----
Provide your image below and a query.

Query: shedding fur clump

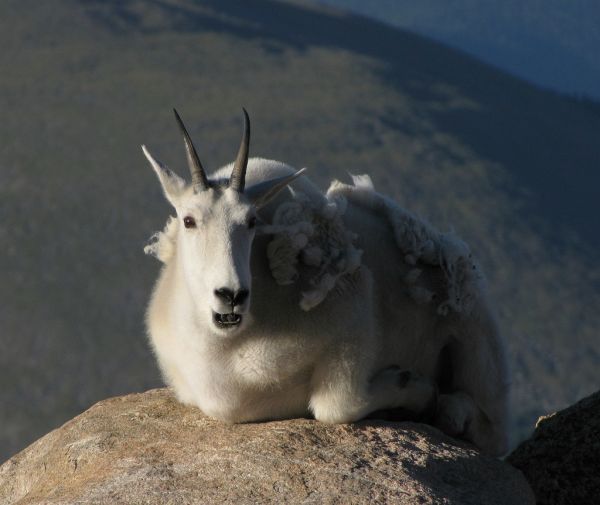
[260,192,362,311]
[327,175,483,315]
[144,216,178,263]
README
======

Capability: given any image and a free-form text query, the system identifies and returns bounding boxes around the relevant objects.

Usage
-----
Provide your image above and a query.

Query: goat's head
[143,109,304,334]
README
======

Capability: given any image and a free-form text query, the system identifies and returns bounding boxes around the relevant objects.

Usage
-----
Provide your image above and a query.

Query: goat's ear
[246,168,307,209]
[142,145,186,206]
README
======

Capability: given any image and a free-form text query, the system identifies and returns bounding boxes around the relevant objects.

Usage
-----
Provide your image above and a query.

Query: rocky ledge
[0,388,533,504]
[508,390,600,505]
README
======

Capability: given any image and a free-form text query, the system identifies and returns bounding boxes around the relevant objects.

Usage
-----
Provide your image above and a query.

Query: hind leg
[435,392,473,436]
[435,390,509,456]
[436,301,511,456]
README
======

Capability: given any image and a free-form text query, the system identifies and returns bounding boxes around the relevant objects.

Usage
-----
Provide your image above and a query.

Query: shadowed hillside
[319,0,600,101]
[0,0,598,461]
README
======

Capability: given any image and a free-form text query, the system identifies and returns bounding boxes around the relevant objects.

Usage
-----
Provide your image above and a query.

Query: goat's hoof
[396,369,413,388]
[421,381,439,423]
[392,368,437,416]
[434,393,469,436]
[378,366,417,388]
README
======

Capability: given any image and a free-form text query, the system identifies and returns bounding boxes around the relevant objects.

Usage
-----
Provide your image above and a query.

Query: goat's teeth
[213,311,241,328]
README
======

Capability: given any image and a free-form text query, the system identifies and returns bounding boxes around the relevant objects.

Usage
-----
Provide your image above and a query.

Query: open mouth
[213,311,242,329]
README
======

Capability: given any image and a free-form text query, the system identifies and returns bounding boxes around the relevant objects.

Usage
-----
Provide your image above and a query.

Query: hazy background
[1,0,599,463]
[319,0,600,101]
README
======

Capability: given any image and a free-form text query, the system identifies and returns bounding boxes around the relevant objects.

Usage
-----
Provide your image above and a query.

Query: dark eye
[248,216,257,229]
[183,216,196,229]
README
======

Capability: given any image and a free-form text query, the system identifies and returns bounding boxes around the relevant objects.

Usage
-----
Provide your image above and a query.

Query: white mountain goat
[142,109,510,455]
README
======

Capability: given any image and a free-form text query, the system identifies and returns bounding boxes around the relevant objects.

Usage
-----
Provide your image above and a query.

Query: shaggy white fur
[144,216,178,263]
[144,183,365,313]
[260,190,362,311]
[145,174,486,317]
[143,146,509,457]
[327,175,483,316]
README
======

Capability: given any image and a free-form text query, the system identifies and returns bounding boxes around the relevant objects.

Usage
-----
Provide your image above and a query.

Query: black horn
[173,108,209,192]
[229,108,250,192]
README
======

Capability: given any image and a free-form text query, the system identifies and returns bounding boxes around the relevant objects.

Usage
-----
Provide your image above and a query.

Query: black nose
[214,288,249,307]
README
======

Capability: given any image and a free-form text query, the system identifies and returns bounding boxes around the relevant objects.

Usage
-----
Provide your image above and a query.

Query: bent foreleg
[309,361,437,424]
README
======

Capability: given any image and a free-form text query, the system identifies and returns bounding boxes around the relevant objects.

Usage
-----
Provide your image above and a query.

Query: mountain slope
[0,0,598,461]
[318,0,600,100]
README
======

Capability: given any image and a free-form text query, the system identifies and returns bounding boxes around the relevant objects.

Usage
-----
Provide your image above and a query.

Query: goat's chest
[227,335,315,388]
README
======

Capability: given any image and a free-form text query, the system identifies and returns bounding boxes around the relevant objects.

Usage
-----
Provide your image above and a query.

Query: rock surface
[0,388,533,504]
[508,390,600,504]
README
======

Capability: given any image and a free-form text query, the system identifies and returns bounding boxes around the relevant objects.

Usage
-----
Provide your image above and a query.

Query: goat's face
[174,186,256,333]
[143,110,304,335]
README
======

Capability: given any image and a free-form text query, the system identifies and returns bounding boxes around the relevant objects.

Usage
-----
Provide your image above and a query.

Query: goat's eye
[248,216,257,229]
[183,216,196,229]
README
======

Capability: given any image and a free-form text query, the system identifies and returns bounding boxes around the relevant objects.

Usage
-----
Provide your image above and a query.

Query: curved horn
[229,108,250,192]
[173,108,209,192]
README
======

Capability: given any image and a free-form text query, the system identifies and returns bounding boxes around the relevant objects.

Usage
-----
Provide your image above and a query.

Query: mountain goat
[142,109,510,456]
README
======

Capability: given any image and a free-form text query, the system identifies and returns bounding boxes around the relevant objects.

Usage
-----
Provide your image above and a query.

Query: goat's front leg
[367,367,438,420]
[309,362,437,424]
[308,269,436,424]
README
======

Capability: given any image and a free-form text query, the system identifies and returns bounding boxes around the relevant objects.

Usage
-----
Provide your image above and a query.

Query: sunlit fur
[144,155,510,456]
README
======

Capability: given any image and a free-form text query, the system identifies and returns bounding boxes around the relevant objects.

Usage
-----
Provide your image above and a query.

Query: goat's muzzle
[212,288,249,330]
[212,311,243,329]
